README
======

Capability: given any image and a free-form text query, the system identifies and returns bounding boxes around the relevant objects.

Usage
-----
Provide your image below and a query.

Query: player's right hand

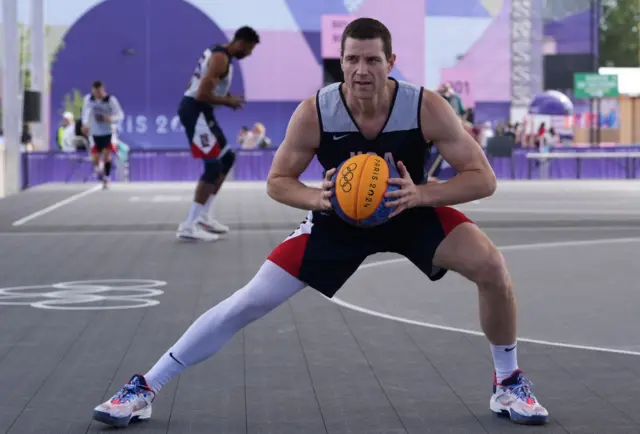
[315,168,336,211]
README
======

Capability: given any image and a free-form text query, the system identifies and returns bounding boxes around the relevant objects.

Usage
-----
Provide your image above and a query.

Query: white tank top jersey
[81,93,124,137]
[184,45,233,101]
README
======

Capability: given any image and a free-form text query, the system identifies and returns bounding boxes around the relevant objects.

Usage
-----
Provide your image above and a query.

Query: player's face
[92,87,105,99]
[341,37,395,99]
[235,41,257,59]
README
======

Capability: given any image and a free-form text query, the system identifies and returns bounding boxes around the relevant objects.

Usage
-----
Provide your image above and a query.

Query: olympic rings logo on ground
[339,163,358,192]
[0,279,166,311]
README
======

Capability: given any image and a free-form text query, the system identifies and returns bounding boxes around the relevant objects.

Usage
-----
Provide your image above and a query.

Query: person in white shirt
[81,81,124,189]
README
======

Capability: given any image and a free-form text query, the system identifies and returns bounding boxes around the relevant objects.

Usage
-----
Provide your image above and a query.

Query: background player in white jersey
[176,26,260,241]
[81,81,124,189]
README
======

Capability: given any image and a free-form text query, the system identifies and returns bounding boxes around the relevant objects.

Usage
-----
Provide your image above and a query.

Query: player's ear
[387,54,396,74]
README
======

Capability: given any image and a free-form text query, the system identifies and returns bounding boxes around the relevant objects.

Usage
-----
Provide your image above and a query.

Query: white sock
[202,194,216,218]
[143,261,306,393]
[185,202,204,224]
[490,343,518,383]
[144,351,186,393]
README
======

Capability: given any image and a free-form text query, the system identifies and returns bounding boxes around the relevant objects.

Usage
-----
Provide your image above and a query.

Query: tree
[599,0,640,67]
[18,23,64,90]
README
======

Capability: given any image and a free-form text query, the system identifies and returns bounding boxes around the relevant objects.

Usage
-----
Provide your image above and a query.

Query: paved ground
[1,180,640,434]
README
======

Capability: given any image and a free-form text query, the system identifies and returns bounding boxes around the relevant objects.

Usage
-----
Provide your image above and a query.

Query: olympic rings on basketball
[339,163,358,192]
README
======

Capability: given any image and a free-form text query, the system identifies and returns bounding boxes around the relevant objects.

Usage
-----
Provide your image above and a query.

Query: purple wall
[474,102,511,124]
[544,10,592,54]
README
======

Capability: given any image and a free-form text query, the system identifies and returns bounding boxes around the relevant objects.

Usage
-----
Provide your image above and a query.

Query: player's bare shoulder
[282,95,321,151]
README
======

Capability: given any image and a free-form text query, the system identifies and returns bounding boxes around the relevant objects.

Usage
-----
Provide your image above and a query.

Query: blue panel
[285,0,348,31]
[426,0,491,17]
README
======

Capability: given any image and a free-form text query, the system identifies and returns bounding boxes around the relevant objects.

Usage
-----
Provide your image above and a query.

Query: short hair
[341,18,392,60]
[92,80,103,89]
[233,26,260,44]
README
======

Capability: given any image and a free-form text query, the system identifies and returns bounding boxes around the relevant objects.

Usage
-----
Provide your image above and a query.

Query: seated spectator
[241,122,271,149]
[57,112,78,152]
[237,126,250,146]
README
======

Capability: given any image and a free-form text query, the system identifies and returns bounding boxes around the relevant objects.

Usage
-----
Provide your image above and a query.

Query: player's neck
[345,83,392,118]
[225,42,240,58]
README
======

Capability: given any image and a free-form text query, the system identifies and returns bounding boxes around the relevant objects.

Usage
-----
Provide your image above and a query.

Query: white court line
[331,237,640,357]
[12,185,102,226]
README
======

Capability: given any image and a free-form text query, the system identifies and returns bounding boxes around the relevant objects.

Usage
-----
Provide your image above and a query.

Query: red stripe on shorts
[435,206,474,236]
[267,233,310,278]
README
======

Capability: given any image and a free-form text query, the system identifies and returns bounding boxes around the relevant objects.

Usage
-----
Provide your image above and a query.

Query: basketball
[330,154,400,228]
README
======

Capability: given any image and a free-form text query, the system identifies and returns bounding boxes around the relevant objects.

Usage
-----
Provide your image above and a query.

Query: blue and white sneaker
[92,374,155,428]
[490,369,549,425]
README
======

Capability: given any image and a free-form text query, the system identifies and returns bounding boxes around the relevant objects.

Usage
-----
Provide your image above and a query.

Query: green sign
[573,73,619,99]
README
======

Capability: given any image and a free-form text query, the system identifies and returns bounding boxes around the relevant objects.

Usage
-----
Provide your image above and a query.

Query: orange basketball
[330,154,400,228]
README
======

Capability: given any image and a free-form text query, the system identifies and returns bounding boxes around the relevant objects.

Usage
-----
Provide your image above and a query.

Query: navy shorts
[267,206,474,298]
[91,135,112,153]
[177,96,228,151]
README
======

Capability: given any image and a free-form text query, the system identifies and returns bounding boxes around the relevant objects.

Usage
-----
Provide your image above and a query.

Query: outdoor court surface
[1,180,640,434]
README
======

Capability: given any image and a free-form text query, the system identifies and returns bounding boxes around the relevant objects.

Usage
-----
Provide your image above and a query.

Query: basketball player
[92,18,548,427]
[176,26,260,241]
[81,81,124,189]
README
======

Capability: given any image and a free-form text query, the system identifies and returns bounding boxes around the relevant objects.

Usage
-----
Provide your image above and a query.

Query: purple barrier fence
[22,152,121,187]
[22,146,640,188]
[127,149,324,182]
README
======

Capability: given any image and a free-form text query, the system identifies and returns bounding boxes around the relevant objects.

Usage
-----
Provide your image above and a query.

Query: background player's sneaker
[176,221,220,241]
[197,215,230,234]
[490,369,549,425]
[92,374,154,428]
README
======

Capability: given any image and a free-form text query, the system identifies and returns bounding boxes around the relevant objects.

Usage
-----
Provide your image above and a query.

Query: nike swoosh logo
[504,346,516,352]
[333,134,349,140]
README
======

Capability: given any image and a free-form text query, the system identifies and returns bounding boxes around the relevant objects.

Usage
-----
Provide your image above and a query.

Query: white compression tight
[144,261,306,393]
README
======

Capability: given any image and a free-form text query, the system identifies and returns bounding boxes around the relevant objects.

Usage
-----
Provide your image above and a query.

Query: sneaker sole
[175,233,219,242]
[92,408,151,428]
[197,223,229,234]
[492,408,548,425]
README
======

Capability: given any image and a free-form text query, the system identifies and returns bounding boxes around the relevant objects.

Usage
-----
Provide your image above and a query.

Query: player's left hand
[384,161,420,218]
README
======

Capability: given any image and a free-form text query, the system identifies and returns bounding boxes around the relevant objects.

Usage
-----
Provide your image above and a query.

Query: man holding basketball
[92,18,548,428]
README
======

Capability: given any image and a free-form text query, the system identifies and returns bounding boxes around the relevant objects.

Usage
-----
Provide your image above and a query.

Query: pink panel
[449,2,510,102]
[225,30,322,101]
[440,67,476,107]
[321,15,354,58]
[355,0,425,85]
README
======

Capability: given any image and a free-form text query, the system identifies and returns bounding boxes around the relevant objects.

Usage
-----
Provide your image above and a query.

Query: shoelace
[114,383,143,402]
[508,377,535,402]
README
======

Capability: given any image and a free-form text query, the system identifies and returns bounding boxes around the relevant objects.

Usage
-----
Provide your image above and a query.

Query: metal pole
[1,0,22,196]
[31,0,48,150]
[589,0,595,146]
[595,0,602,145]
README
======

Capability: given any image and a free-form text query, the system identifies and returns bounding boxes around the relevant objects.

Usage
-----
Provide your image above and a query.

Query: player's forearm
[417,168,496,207]
[195,92,229,106]
[110,103,124,122]
[266,176,321,211]
[81,108,90,126]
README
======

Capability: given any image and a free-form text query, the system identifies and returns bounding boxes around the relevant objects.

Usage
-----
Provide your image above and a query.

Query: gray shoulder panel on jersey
[316,83,358,133]
[383,80,422,133]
